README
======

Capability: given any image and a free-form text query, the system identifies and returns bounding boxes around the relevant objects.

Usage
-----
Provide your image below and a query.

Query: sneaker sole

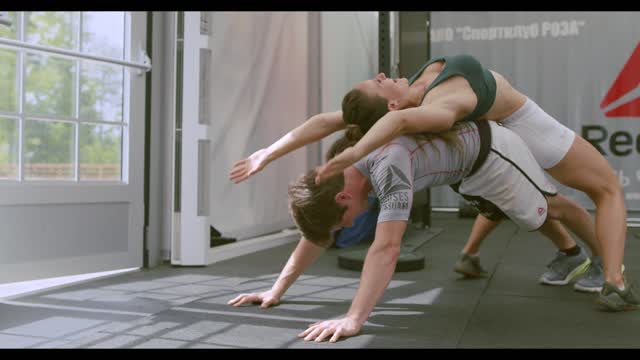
[453,266,488,278]
[539,258,591,286]
[574,284,602,293]
[595,297,640,312]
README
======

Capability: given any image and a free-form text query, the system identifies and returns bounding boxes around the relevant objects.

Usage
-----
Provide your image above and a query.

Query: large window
[0,11,127,182]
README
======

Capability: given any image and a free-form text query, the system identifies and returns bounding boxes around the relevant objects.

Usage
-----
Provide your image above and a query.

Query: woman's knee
[587,172,623,204]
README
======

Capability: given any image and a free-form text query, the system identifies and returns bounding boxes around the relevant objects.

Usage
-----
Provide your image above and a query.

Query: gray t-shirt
[353,121,481,223]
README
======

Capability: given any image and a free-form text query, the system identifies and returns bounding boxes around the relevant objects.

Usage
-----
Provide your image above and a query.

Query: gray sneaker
[596,274,640,311]
[454,253,488,278]
[539,248,591,285]
[574,256,604,293]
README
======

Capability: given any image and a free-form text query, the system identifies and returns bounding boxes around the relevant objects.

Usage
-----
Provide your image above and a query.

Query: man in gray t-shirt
[228,120,583,343]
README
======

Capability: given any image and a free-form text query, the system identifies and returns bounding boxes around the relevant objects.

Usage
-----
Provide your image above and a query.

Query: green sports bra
[408,54,497,122]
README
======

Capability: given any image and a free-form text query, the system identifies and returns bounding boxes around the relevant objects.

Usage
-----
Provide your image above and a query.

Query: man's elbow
[385,245,402,267]
[388,245,402,261]
[372,242,402,265]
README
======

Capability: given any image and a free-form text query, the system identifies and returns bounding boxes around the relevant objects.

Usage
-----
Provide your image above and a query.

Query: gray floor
[2,213,640,348]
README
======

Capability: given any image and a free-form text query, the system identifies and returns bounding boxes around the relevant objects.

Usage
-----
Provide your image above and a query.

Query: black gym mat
[2,212,639,348]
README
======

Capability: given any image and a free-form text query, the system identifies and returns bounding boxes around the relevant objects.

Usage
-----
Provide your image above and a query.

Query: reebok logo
[377,165,412,212]
[583,42,640,157]
[380,165,412,195]
[600,41,640,117]
[537,207,545,216]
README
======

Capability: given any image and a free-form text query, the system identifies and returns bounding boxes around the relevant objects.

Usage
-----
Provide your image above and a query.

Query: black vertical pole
[378,12,390,75]
[398,11,432,228]
[143,12,153,268]
[424,12,432,228]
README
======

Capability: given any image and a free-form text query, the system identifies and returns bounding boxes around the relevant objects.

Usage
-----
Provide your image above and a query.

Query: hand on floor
[227,290,280,308]
[298,316,361,343]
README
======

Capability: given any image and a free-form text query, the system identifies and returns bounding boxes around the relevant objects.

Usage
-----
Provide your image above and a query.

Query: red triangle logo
[600,42,640,117]
[605,97,640,117]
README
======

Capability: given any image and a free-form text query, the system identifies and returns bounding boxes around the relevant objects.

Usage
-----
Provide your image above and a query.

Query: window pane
[0,49,17,112]
[25,12,79,50]
[24,53,76,118]
[81,12,125,59]
[0,117,19,180]
[24,119,75,181]
[79,123,121,181]
[0,12,18,39]
[80,61,124,122]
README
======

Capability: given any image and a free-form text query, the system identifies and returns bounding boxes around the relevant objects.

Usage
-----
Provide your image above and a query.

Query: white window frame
[0,11,150,206]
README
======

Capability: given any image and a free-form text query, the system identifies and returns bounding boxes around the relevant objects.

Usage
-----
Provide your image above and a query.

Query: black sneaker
[453,253,488,278]
[596,275,640,311]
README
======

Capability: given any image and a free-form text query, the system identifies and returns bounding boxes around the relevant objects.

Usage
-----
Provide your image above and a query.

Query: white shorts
[499,98,575,169]
[458,122,558,231]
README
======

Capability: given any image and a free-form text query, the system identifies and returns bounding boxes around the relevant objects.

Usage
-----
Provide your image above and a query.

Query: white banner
[430,11,640,210]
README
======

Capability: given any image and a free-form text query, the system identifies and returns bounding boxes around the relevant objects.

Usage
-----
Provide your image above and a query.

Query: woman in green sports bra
[228,54,635,312]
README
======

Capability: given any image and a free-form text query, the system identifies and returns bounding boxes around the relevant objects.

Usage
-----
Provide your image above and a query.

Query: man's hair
[341,88,463,155]
[288,169,347,248]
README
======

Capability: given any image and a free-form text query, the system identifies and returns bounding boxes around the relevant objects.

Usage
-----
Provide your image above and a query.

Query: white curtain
[206,12,310,239]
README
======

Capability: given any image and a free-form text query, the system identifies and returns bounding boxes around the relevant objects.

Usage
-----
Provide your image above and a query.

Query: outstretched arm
[228,236,327,308]
[315,105,458,183]
[298,220,406,343]
[229,111,346,184]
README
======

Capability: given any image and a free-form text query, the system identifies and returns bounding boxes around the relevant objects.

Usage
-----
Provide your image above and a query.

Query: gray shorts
[458,122,557,231]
